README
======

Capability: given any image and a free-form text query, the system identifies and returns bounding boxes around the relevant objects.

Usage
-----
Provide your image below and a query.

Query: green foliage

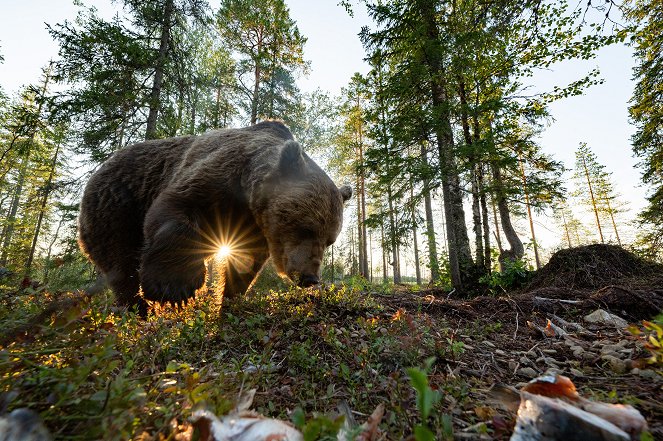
[481,258,534,293]
[217,0,306,124]
[628,314,663,373]
[628,0,663,256]
[406,357,453,441]
[292,407,345,441]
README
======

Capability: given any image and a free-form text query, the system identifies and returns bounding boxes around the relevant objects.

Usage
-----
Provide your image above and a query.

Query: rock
[542,349,558,355]
[509,361,518,371]
[517,367,538,378]
[638,369,659,379]
[571,346,585,358]
[520,356,533,366]
[584,309,628,328]
[601,355,627,374]
[630,368,640,375]
[582,352,597,361]
[481,340,496,348]
[602,351,624,359]
[601,343,627,354]
[570,368,584,377]
[0,408,52,441]
[495,349,506,356]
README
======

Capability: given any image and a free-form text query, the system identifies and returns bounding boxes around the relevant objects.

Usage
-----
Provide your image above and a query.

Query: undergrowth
[0,283,468,440]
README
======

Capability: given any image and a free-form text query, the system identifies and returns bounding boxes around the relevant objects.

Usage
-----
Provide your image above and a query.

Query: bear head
[255,140,352,287]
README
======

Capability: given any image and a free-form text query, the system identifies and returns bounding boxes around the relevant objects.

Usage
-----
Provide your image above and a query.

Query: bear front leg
[222,250,269,300]
[140,217,207,304]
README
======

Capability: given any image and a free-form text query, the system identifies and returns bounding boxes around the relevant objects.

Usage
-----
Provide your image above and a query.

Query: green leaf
[413,424,436,441]
[291,407,305,429]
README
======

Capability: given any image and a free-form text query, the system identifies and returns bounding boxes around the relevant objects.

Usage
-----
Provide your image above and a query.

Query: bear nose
[298,274,319,288]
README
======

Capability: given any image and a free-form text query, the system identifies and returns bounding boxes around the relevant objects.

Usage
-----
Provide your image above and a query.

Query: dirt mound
[526,244,663,291]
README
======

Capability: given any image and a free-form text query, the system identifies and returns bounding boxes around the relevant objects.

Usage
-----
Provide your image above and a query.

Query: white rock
[584,309,628,328]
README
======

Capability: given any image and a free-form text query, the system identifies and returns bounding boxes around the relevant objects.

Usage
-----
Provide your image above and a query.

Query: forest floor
[0,244,662,440]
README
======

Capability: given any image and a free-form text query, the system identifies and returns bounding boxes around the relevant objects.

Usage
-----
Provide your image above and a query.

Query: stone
[520,356,533,366]
[584,309,628,328]
[601,355,627,374]
[638,369,659,379]
[570,368,584,377]
[517,367,538,378]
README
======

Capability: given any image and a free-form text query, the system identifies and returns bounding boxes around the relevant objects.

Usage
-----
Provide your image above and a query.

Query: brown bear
[78,121,351,312]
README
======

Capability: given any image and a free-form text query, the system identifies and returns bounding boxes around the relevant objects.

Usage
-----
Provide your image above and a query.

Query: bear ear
[279,140,305,175]
[339,185,352,202]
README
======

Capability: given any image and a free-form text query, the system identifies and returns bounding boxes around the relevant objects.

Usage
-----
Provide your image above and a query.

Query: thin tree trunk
[369,231,373,283]
[491,162,524,269]
[411,185,421,285]
[0,156,29,266]
[604,194,621,246]
[43,213,65,282]
[518,151,541,269]
[25,142,61,274]
[561,209,572,247]
[479,168,491,274]
[331,244,334,283]
[491,196,504,253]
[581,154,604,242]
[251,63,261,125]
[0,68,50,266]
[458,78,485,272]
[145,0,174,139]
[422,143,440,282]
[387,187,401,283]
[381,222,388,283]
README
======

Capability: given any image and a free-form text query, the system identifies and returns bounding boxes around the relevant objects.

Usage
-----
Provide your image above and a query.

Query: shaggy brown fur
[78,121,351,312]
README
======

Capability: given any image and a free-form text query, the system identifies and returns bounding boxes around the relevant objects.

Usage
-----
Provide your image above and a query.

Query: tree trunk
[604,194,621,246]
[0,156,29,266]
[411,185,422,285]
[491,196,503,253]
[491,162,524,269]
[479,168,492,274]
[0,68,50,266]
[145,0,174,139]
[387,187,401,283]
[251,63,261,125]
[458,78,485,273]
[416,0,473,290]
[381,222,388,283]
[561,209,572,247]
[43,214,65,282]
[518,151,541,269]
[25,142,61,274]
[422,144,440,282]
[581,154,604,243]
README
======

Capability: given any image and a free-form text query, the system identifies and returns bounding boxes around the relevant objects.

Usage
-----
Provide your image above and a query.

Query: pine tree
[627,0,663,255]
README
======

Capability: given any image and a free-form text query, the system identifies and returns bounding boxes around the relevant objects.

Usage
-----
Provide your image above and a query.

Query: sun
[215,245,233,260]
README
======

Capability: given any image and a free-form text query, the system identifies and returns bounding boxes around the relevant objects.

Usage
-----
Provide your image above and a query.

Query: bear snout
[298,273,320,288]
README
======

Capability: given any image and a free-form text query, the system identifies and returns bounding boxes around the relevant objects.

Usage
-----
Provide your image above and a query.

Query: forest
[0,0,662,440]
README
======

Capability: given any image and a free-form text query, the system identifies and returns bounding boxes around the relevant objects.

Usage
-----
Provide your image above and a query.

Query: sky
[0,0,648,264]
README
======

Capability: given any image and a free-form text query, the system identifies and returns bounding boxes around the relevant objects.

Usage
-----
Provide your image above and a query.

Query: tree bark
[145,0,174,139]
[422,144,440,282]
[411,185,422,285]
[518,151,541,269]
[416,0,474,290]
[491,162,524,269]
[381,222,388,283]
[25,142,61,274]
[580,154,604,243]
